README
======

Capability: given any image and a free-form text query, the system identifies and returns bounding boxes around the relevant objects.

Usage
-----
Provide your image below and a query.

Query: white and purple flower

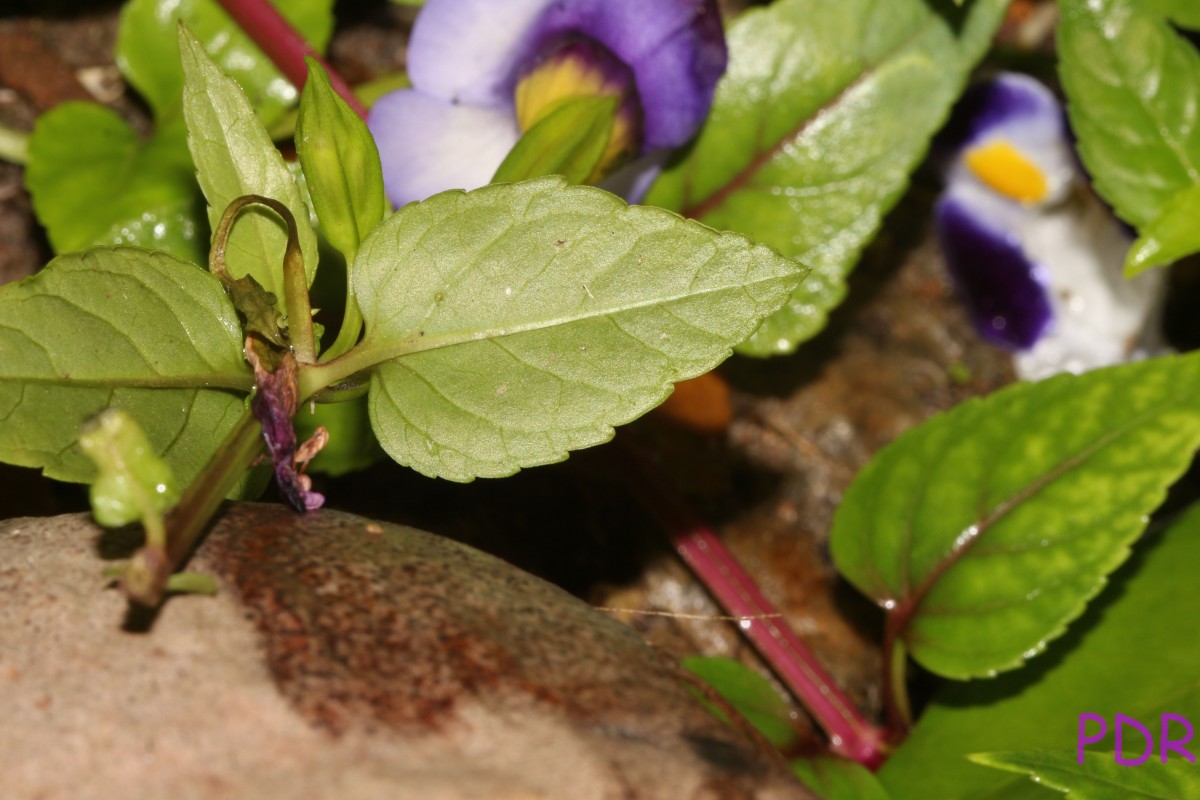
[368,0,727,206]
[936,73,1165,380]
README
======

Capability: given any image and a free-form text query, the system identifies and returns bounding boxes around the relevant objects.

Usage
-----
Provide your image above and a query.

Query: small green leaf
[879,505,1200,799]
[492,96,616,185]
[644,0,1007,355]
[347,177,803,481]
[79,409,180,529]
[974,750,1200,799]
[296,57,388,264]
[117,0,334,127]
[1058,0,1200,229]
[1125,185,1200,276]
[25,106,204,264]
[0,247,252,486]
[832,352,1200,679]
[682,656,800,750]
[791,757,893,800]
[179,26,319,297]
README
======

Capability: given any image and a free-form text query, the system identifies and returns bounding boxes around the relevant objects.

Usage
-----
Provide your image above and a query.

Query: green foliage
[1058,0,1200,231]
[294,399,383,477]
[832,353,1200,679]
[791,757,893,800]
[877,504,1200,799]
[644,0,1007,355]
[973,750,1200,798]
[0,247,250,486]
[1125,185,1200,276]
[492,96,617,185]
[1142,0,1200,28]
[348,176,804,480]
[79,409,181,529]
[179,27,319,297]
[117,0,334,128]
[25,109,203,264]
[296,58,388,264]
[682,656,800,750]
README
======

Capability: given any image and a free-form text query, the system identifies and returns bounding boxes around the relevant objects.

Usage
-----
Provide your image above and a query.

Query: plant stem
[0,124,28,165]
[616,440,889,769]
[321,258,364,362]
[214,0,367,120]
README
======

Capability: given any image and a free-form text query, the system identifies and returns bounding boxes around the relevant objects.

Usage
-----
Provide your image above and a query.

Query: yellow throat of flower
[964,139,1050,205]
[513,40,641,182]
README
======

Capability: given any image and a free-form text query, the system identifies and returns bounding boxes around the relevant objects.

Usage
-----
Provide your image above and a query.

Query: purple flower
[368,0,727,206]
[936,73,1165,379]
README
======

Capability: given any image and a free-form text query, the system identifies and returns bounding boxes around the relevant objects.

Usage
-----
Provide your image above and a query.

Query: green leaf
[974,750,1200,798]
[346,177,803,481]
[117,0,334,127]
[682,656,800,750]
[492,96,616,185]
[0,247,252,486]
[296,57,388,264]
[1125,185,1200,276]
[79,408,180,529]
[25,105,205,264]
[878,505,1200,799]
[1142,0,1200,29]
[831,352,1200,679]
[179,26,319,297]
[644,0,1008,355]
[1058,0,1200,229]
[791,757,893,800]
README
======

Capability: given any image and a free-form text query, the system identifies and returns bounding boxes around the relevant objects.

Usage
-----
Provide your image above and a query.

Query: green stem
[298,348,376,401]
[0,124,29,165]
[321,251,364,362]
[121,410,264,607]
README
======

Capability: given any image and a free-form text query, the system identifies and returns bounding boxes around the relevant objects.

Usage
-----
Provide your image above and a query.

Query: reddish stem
[617,441,888,769]
[214,0,368,120]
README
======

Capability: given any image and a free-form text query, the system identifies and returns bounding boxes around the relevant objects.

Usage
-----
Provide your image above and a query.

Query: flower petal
[368,90,520,207]
[936,185,1054,350]
[526,0,726,148]
[940,73,1075,205]
[407,0,556,107]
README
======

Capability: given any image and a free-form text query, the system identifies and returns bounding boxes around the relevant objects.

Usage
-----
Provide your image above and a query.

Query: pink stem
[618,441,888,768]
[214,0,368,120]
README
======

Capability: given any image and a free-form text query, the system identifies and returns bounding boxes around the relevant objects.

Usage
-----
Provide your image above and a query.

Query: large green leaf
[1058,0,1200,229]
[179,28,319,297]
[1125,185,1200,276]
[25,106,205,264]
[879,504,1200,799]
[975,751,1200,799]
[832,353,1200,679]
[346,177,803,481]
[117,0,334,127]
[0,248,251,486]
[644,0,1008,355]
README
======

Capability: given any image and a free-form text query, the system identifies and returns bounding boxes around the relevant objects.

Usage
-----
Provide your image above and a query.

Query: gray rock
[0,503,811,799]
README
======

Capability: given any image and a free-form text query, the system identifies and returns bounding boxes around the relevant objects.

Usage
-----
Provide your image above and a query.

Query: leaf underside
[352,177,804,481]
[645,0,1008,355]
[0,248,249,486]
[832,352,1200,679]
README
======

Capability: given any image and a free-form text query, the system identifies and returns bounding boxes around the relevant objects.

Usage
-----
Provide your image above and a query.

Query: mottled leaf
[878,505,1200,799]
[348,177,803,481]
[1058,0,1200,229]
[645,0,1008,355]
[832,353,1200,679]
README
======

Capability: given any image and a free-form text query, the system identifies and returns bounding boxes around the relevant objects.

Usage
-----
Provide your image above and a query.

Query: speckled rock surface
[0,503,812,800]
